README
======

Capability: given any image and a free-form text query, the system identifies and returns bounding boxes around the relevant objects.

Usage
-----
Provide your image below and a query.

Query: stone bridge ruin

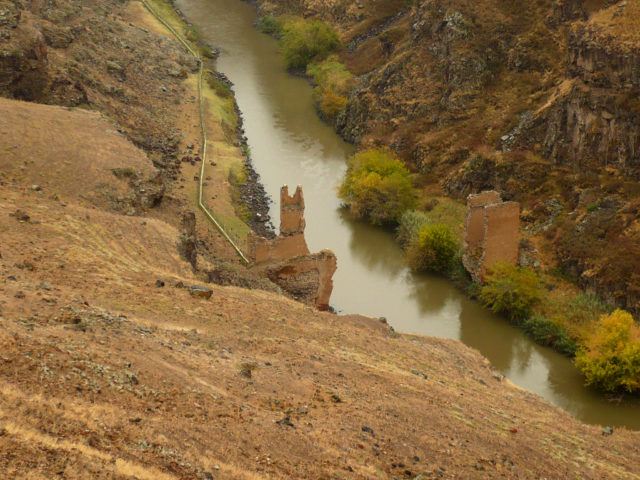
[462,191,520,282]
[249,185,337,310]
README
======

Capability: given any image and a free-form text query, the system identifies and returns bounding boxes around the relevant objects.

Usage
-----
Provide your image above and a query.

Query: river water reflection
[176,0,640,429]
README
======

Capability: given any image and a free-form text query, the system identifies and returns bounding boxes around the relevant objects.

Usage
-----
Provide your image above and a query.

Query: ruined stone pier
[462,191,520,282]
[249,185,337,310]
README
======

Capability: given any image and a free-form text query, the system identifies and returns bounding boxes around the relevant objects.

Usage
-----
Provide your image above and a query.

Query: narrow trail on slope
[141,0,250,264]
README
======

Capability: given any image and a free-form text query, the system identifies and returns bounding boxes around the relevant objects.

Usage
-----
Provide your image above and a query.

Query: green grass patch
[204,70,232,98]
[201,72,237,139]
[228,164,251,224]
[535,292,611,342]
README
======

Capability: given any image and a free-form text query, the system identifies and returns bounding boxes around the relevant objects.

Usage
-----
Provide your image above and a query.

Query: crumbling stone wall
[249,185,309,263]
[249,185,337,310]
[463,191,520,281]
[280,185,306,235]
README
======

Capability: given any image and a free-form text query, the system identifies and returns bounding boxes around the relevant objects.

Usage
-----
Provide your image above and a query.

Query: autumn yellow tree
[574,309,640,393]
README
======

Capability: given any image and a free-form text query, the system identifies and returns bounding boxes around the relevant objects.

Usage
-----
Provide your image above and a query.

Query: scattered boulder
[10,209,30,222]
[189,285,213,299]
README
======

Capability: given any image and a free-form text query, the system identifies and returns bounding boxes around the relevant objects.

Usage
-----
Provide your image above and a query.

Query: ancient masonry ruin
[249,185,337,310]
[462,191,520,282]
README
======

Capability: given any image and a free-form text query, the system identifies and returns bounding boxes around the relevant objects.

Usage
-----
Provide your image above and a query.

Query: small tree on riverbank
[281,19,341,69]
[479,263,543,321]
[339,148,415,225]
[406,224,459,273]
[575,309,640,393]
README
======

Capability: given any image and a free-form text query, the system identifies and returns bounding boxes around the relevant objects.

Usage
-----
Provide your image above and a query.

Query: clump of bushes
[339,148,415,225]
[540,292,611,342]
[317,87,348,119]
[307,55,354,120]
[396,210,431,248]
[406,224,459,273]
[520,315,577,356]
[479,263,544,321]
[257,15,282,35]
[280,19,341,69]
[575,309,640,393]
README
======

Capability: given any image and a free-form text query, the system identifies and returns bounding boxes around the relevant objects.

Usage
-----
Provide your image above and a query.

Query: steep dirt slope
[1,1,640,478]
[1,0,197,157]
[2,178,640,479]
[0,97,163,214]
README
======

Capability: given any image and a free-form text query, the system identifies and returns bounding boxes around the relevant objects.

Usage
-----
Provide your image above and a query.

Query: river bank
[246,3,640,403]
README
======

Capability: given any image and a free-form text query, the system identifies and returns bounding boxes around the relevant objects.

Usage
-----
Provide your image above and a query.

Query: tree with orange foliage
[574,309,640,393]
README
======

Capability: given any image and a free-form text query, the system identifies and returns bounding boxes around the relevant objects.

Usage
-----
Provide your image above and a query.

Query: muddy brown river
[176,0,640,429]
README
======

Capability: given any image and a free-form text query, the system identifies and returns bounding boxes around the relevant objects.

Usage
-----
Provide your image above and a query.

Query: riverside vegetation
[256,9,640,394]
[257,15,355,122]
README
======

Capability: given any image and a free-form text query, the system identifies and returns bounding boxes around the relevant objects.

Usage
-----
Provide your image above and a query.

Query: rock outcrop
[0,9,50,101]
[506,3,640,177]
[463,191,520,282]
[178,211,198,270]
[250,186,337,310]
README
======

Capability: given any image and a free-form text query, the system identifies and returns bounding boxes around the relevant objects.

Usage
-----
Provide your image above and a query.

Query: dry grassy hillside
[2,147,640,478]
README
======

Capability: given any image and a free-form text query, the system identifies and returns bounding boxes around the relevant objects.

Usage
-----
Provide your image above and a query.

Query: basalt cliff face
[257,0,640,315]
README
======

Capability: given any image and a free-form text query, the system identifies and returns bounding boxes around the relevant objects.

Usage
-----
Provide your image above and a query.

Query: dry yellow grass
[1,178,640,477]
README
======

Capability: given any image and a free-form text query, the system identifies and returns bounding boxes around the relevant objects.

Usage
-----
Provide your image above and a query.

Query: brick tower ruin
[462,191,520,282]
[249,185,337,310]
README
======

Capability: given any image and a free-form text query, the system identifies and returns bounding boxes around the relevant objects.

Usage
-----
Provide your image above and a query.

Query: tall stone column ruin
[249,185,337,310]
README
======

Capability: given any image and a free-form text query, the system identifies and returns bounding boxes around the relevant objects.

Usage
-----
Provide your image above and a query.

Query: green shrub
[541,292,611,341]
[479,263,544,321]
[280,19,341,69]
[307,55,352,88]
[521,315,577,355]
[307,55,354,121]
[318,87,347,119]
[339,148,415,225]
[396,210,431,248]
[574,309,640,393]
[257,15,282,35]
[185,26,199,43]
[407,224,458,273]
[204,70,232,98]
[200,45,216,59]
